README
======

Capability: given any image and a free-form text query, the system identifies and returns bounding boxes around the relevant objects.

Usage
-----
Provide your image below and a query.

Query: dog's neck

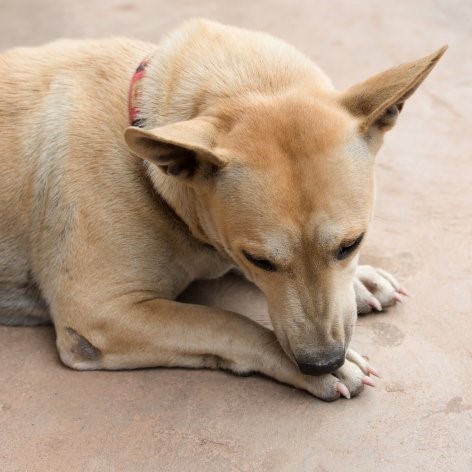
[144,162,214,245]
[127,53,231,254]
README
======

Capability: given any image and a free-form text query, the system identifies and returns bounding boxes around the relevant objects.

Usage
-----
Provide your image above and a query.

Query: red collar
[128,58,150,127]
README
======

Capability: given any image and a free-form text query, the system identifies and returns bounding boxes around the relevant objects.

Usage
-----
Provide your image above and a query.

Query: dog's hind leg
[0,277,51,326]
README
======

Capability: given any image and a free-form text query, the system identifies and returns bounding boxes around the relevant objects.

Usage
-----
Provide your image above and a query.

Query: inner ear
[373,102,404,131]
[131,137,219,179]
[147,141,199,177]
[124,119,227,180]
[340,46,447,134]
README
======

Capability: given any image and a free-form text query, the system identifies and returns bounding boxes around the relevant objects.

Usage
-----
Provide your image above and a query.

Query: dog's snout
[296,347,345,376]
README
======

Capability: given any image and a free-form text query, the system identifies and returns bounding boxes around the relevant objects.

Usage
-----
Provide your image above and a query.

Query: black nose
[297,348,345,376]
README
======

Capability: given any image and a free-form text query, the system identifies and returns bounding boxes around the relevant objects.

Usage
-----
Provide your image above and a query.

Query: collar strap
[128,58,150,127]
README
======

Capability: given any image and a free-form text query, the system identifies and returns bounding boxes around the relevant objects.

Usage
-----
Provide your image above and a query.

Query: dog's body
[0,19,444,400]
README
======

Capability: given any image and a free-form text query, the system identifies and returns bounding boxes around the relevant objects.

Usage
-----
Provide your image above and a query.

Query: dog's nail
[394,293,404,303]
[362,375,375,387]
[368,297,382,311]
[367,366,382,378]
[397,287,409,296]
[336,383,351,399]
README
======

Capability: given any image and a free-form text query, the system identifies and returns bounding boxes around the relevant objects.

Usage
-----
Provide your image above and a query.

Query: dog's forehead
[219,94,357,160]
[219,96,373,211]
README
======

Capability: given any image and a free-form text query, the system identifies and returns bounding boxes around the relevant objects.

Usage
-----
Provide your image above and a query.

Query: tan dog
[0,19,445,400]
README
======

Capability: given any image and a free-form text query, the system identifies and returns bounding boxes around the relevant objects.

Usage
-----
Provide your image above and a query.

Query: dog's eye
[336,234,364,261]
[243,251,276,272]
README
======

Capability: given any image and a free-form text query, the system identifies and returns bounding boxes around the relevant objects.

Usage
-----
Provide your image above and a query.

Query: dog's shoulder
[0,37,154,81]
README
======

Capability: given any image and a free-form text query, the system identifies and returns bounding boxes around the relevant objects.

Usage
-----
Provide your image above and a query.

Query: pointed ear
[124,118,227,180]
[340,46,447,136]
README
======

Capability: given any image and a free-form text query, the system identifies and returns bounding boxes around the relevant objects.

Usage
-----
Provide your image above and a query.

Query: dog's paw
[354,265,408,314]
[333,349,380,397]
[301,349,379,401]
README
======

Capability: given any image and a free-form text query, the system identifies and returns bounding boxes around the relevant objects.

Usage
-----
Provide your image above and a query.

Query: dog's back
[0,44,58,324]
[0,38,152,325]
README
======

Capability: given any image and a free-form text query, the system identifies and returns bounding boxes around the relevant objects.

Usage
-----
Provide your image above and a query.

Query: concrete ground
[1,1,471,470]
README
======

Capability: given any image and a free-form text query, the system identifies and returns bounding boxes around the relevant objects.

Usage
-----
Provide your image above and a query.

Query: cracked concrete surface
[0,1,471,470]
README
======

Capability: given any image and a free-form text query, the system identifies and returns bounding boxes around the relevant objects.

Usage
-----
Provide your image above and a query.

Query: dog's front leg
[354,265,408,313]
[55,298,368,401]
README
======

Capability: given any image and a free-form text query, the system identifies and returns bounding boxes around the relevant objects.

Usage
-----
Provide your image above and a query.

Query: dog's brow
[317,226,340,247]
[315,221,364,249]
[245,233,293,262]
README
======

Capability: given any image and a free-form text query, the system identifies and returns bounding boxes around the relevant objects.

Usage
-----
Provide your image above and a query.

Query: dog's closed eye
[243,251,277,272]
[336,233,364,261]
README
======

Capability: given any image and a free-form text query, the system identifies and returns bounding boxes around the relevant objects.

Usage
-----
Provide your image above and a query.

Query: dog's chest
[175,241,232,285]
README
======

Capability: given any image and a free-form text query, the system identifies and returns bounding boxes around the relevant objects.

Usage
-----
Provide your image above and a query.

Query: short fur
[0,19,445,400]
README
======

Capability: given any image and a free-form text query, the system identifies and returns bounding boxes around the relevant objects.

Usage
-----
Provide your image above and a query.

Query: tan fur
[0,19,445,400]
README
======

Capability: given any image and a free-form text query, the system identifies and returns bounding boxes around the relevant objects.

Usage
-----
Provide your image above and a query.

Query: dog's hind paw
[354,265,408,314]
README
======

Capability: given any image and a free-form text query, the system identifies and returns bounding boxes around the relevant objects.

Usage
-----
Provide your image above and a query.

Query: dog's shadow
[177,270,272,329]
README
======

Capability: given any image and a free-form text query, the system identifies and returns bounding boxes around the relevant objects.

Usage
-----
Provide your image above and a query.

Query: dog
[0,19,445,400]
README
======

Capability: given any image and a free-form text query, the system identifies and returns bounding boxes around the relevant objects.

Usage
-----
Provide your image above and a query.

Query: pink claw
[394,292,404,303]
[368,297,382,311]
[362,375,376,387]
[397,286,409,296]
[367,366,382,378]
[336,382,351,399]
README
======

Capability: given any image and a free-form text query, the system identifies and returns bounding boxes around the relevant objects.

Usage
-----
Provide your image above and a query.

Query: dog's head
[125,47,446,375]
